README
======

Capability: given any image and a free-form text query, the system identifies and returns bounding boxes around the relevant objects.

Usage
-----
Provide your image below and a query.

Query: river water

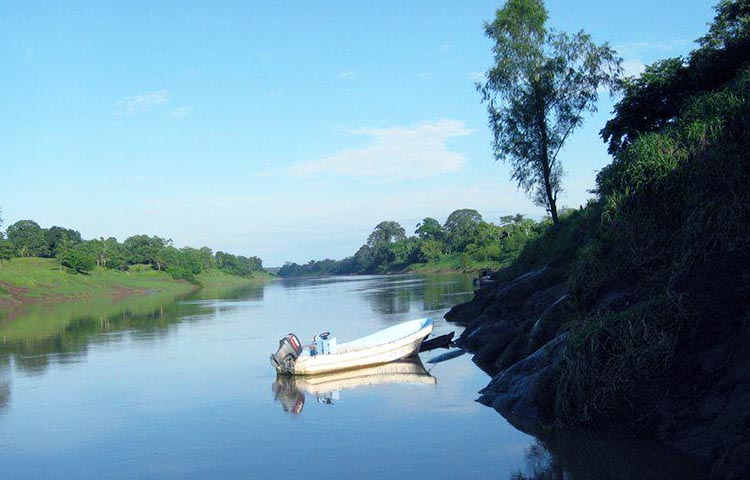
[0,274,700,479]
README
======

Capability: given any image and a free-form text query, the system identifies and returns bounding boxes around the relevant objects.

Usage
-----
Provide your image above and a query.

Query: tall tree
[46,226,82,259]
[6,220,49,257]
[367,221,406,248]
[444,209,483,252]
[477,0,621,224]
[365,221,406,271]
[415,217,444,241]
[124,235,170,269]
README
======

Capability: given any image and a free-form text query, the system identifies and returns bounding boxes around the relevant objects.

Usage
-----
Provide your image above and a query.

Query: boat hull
[274,318,433,376]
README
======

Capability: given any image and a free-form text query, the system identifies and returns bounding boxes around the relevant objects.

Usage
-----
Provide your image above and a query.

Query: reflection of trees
[187,283,264,302]
[0,381,9,414]
[0,284,265,377]
[0,356,10,414]
[362,274,475,316]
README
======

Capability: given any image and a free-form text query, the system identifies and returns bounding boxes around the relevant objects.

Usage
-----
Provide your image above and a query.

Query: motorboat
[270,317,433,375]
[272,356,435,413]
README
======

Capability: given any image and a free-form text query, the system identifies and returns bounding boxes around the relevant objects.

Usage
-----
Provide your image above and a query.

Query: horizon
[2,0,714,266]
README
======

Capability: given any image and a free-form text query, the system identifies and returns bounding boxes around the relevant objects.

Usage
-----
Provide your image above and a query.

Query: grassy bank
[0,257,271,307]
[406,255,503,274]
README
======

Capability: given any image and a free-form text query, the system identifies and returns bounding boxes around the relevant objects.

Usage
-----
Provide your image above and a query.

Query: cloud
[615,39,691,57]
[621,58,646,78]
[131,178,538,265]
[287,119,473,181]
[614,39,691,80]
[440,44,453,53]
[466,71,484,82]
[115,90,169,116]
[171,105,192,120]
[337,70,356,80]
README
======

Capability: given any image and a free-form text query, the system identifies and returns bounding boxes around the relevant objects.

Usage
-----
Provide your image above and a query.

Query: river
[0,274,699,479]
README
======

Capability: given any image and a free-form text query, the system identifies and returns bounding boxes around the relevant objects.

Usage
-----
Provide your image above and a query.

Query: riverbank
[0,257,273,308]
[406,257,501,274]
[444,53,750,477]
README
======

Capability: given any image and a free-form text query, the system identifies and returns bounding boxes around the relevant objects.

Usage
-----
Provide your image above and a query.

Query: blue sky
[1,1,715,266]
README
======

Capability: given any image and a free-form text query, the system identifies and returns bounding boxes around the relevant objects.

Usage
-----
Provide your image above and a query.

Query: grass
[195,267,275,287]
[0,257,273,306]
[406,254,508,274]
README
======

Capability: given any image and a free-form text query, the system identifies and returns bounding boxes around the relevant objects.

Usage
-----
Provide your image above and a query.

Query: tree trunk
[536,98,559,226]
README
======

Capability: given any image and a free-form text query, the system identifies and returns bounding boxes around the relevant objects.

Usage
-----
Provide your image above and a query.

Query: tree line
[279,208,548,277]
[0,217,263,282]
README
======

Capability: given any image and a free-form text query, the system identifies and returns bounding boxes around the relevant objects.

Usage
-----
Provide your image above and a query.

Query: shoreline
[0,257,273,310]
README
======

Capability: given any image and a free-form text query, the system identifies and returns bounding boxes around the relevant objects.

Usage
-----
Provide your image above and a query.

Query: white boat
[272,357,435,413]
[270,318,434,375]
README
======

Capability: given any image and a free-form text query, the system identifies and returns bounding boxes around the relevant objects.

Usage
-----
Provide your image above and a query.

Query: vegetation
[278,209,547,277]
[0,217,265,283]
[470,0,750,433]
[477,0,621,224]
[0,257,271,307]
[0,215,270,305]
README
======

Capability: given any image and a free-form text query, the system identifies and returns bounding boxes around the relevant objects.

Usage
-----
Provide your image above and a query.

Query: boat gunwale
[292,318,433,375]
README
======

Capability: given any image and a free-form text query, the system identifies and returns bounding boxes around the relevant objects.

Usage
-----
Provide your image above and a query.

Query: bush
[61,245,96,273]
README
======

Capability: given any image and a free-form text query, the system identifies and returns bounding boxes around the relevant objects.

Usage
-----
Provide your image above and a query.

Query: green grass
[406,254,503,273]
[0,257,273,306]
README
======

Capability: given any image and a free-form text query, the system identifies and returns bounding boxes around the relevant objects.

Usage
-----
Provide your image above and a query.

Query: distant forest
[0,218,264,282]
[278,208,558,277]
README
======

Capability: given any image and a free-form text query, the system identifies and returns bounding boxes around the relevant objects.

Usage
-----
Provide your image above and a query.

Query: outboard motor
[270,333,303,375]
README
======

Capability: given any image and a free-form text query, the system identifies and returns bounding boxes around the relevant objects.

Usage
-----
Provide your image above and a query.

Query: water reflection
[0,284,264,376]
[361,274,475,315]
[272,356,435,415]
[504,416,706,479]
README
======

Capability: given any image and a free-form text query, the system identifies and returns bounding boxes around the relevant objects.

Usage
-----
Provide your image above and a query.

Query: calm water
[0,274,700,479]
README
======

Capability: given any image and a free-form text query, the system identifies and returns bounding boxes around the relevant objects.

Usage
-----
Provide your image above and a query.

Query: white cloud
[171,105,192,120]
[440,44,453,53]
[467,71,484,82]
[287,119,473,181]
[616,39,690,57]
[115,90,169,116]
[621,58,646,78]
[337,70,356,80]
[132,179,538,265]
[614,39,691,80]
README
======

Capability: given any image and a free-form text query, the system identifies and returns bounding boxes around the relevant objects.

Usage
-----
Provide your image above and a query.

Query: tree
[61,243,96,273]
[477,0,621,224]
[0,239,13,269]
[6,220,49,257]
[444,209,483,252]
[367,221,406,248]
[419,239,444,263]
[124,235,170,269]
[45,226,82,258]
[415,217,444,241]
[366,221,406,271]
[601,0,750,155]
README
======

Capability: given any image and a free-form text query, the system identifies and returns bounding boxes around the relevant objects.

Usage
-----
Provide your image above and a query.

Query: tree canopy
[0,218,265,281]
[478,0,621,224]
[7,220,49,257]
[600,0,750,154]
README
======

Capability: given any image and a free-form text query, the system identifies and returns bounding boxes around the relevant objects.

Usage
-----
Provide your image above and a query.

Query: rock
[478,332,568,422]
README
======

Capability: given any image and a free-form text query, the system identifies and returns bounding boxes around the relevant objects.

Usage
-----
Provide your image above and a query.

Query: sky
[1,0,716,266]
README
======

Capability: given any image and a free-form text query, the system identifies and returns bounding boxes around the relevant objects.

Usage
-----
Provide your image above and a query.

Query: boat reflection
[272,356,436,415]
